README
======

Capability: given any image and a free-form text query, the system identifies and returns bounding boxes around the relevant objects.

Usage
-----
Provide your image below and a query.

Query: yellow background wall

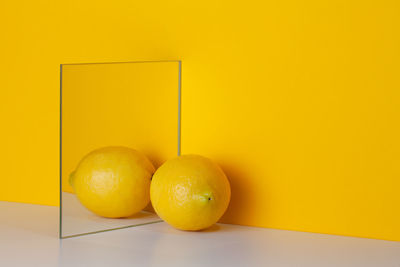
[1,0,399,241]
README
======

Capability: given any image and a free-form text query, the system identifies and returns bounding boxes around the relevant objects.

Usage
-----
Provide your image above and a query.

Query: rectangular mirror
[60,60,181,238]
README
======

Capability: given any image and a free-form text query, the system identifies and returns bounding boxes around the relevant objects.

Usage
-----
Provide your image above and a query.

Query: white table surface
[1,201,399,267]
[61,192,161,238]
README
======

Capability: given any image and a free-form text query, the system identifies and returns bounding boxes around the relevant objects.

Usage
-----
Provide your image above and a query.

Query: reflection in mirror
[60,60,181,238]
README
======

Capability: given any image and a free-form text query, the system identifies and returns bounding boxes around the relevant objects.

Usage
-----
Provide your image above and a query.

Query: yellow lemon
[70,146,155,218]
[150,154,231,230]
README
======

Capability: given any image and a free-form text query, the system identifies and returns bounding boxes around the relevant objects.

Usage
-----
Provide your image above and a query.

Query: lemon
[70,146,155,218]
[150,154,231,230]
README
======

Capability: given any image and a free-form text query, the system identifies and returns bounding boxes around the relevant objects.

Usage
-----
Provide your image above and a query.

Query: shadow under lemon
[217,159,266,227]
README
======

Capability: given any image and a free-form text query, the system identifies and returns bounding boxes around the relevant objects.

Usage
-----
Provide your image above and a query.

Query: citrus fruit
[150,154,231,230]
[69,146,155,218]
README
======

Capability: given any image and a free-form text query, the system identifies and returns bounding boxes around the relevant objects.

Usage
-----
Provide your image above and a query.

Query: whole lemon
[70,146,155,218]
[150,154,231,230]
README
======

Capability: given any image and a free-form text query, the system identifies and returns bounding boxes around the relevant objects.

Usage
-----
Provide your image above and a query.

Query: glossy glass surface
[60,60,181,238]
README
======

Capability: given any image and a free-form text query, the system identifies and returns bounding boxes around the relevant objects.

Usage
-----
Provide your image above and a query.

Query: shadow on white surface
[1,201,400,266]
[59,222,400,267]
